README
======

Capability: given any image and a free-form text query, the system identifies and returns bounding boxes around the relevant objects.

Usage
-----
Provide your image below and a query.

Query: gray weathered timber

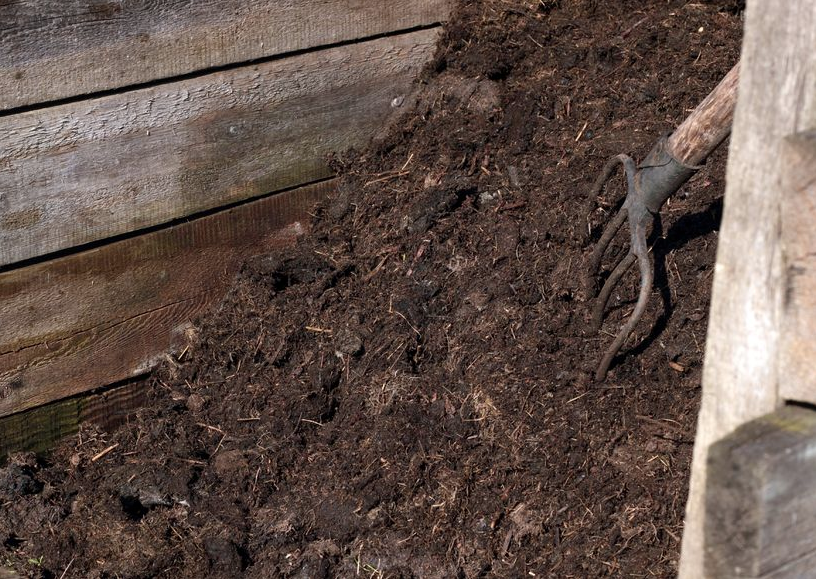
[0,179,335,418]
[0,0,451,110]
[0,29,437,267]
[679,1,816,576]
[705,405,816,578]
[779,132,816,404]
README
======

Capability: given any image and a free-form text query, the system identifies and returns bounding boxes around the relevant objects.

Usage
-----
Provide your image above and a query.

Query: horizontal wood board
[0,28,438,267]
[0,0,451,110]
[0,179,336,418]
[0,380,148,459]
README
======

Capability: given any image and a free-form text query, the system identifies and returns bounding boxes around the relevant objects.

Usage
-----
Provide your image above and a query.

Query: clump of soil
[0,1,742,577]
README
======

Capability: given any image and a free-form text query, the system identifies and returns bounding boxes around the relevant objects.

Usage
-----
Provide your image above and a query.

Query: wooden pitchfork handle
[585,61,740,381]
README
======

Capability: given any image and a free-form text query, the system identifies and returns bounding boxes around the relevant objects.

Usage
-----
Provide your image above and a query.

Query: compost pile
[0,1,742,577]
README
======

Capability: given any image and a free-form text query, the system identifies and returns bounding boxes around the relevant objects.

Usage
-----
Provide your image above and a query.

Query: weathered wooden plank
[0,179,335,418]
[0,298,206,416]
[0,0,451,110]
[705,405,816,578]
[0,29,437,267]
[779,132,816,404]
[0,379,148,459]
[679,1,816,575]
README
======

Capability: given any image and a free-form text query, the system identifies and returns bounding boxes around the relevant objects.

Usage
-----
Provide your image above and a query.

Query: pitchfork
[585,62,740,381]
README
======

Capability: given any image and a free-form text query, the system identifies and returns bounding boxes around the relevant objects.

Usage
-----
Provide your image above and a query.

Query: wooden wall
[0,1,450,447]
[679,0,816,575]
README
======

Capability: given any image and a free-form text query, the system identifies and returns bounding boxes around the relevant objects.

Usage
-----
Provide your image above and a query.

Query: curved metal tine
[584,207,627,293]
[587,154,635,203]
[591,251,637,332]
[595,225,654,382]
[583,155,638,294]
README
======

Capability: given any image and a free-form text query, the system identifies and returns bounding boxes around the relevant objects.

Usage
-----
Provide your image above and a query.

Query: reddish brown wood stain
[0,180,335,418]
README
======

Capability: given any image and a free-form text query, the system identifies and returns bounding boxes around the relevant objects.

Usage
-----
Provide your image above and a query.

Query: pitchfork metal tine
[584,153,656,381]
[585,204,628,295]
[594,217,654,382]
[583,155,637,291]
[591,250,636,332]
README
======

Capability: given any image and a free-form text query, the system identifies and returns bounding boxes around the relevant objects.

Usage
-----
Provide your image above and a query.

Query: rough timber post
[679,1,816,577]
[704,133,816,578]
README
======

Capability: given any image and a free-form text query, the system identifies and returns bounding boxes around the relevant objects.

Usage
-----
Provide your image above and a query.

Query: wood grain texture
[0,0,451,110]
[0,29,438,267]
[679,1,816,576]
[779,132,816,404]
[705,406,816,578]
[761,551,816,579]
[0,179,335,418]
[668,62,739,166]
[0,379,148,459]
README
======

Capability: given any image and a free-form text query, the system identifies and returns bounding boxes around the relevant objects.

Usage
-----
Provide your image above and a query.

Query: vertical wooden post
[680,1,816,576]
[704,129,816,579]
[703,132,816,578]
[779,132,816,405]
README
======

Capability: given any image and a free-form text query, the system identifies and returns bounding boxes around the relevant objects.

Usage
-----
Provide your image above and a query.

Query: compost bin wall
[0,0,451,456]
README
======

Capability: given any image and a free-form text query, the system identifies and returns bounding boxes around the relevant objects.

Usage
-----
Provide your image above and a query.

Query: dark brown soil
[0,2,743,577]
